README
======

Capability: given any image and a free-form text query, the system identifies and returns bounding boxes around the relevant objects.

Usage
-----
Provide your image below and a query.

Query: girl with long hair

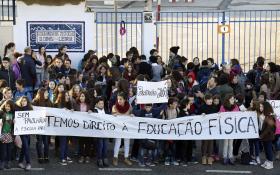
[219,94,240,165]
[0,100,15,170]
[32,88,52,164]
[112,92,133,166]
[54,91,73,166]
[16,96,33,171]
[73,91,92,164]
[259,101,276,169]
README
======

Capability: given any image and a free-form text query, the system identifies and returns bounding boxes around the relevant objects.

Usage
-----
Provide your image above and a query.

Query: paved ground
[1,137,280,175]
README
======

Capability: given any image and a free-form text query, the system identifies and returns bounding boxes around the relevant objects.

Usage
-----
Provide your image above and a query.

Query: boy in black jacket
[133,103,167,167]
[93,97,109,168]
[199,94,218,165]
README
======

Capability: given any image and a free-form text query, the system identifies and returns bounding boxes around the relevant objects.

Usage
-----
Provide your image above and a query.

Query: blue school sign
[27,21,85,52]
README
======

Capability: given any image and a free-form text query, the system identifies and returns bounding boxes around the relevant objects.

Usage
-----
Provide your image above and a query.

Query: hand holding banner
[136,81,168,104]
[0,119,2,135]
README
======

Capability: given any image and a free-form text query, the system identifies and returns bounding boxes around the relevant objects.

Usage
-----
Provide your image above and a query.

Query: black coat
[199,104,218,115]
[48,66,66,80]
[0,67,16,90]
[138,61,152,80]
[19,54,37,87]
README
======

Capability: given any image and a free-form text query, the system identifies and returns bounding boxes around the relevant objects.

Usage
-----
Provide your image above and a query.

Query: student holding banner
[247,100,261,165]
[16,96,33,171]
[73,91,92,164]
[94,97,109,168]
[199,94,219,165]
[133,103,167,167]
[177,97,197,166]
[112,92,133,166]
[0,100,15,170]
[259,102,276,169]
[162,97,180,166]
[32,88,53,164]
[219,94,240,165]
[54,91,73,166]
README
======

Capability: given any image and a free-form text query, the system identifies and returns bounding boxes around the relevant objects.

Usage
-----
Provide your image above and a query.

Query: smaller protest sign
[14,110,47,135]
[137,81,168,104]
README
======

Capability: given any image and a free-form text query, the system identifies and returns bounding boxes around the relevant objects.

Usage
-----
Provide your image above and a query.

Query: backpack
[199,77,208,92]
[237,73,247,87]
[141,139,157,150]
[198,69,211,92]
[254,69,262,92]
[240,152,251,165]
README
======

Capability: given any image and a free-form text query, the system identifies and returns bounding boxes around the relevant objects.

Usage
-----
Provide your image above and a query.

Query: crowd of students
[0,42,279,171]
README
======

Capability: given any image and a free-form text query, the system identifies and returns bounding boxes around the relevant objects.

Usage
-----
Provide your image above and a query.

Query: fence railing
[95,12,143,58]
[156,10,280,72]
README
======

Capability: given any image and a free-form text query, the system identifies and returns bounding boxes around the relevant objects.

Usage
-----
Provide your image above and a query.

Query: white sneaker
[25,164,31,171]
[249,160,257,165]
[18,163,25,169]
[264,161,273,170]
[261,160,268,167]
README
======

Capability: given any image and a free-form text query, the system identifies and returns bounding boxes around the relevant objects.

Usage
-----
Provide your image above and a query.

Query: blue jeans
[138,147,155,164]
[59,136,69,160]
[275,135,280,151]
[263,141,273,161]
[0,143,12,162]
[249,139,260,157]
[36,135,49,159]
[97,138,108,159]
[164,141,176,162]
[19,135,31,164]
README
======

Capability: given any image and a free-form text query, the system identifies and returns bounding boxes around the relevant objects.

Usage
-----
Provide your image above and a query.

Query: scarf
[115,101,130,114]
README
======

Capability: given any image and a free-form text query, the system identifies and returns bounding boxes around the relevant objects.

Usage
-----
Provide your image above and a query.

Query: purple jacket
[12,62,21,80]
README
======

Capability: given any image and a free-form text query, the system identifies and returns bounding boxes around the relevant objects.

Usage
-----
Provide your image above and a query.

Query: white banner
[136,81,168,104]
[14,107,259,140]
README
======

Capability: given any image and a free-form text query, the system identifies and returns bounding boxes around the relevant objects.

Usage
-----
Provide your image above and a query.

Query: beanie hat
[170,46,180,55]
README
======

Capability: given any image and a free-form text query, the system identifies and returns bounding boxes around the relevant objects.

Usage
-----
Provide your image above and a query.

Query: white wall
[13,1,95,68]
[0,26,13,57]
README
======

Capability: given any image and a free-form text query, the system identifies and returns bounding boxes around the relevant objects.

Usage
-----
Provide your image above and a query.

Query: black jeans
[0,143,12,162]
[79,137,92,157]
[176,140,193,162]
[131,139,140,158]
[233,139,243,156]
[36,135,49,159]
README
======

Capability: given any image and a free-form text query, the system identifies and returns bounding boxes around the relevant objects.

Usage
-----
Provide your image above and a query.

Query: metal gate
[95,12,143,58]
[156,10,280,72]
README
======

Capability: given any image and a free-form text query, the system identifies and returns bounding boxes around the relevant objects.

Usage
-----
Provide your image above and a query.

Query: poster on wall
[27,21,85,52]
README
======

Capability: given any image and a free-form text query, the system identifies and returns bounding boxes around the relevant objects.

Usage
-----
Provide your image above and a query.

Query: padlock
[119,21,126,36]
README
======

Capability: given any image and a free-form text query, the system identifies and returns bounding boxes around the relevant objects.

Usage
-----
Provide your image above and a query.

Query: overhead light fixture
[104,0,114,5]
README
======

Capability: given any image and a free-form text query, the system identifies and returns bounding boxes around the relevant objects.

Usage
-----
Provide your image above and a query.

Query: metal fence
[0,0,16,24]
[156,10,280,72]
[95,12,143,58]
